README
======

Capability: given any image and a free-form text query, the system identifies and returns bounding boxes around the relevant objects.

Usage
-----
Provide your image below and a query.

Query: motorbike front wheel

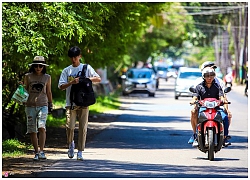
[208,129,215,161]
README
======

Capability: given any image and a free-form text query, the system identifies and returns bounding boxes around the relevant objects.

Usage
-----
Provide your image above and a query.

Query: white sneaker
[38,152,47,160]
[192,139,198,147]
[77,152,83,161]
[68,141,75,158]
[33,153,39,161]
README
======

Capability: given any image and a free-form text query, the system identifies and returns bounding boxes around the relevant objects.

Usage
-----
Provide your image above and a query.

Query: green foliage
[46,115,65,127]
[89,94,120,115]
[2,2,194,141]
[129,2,194,63]
[181,2,243,46]
[183,46,215,66]
[2,139,32,157]
[52,98,66,109]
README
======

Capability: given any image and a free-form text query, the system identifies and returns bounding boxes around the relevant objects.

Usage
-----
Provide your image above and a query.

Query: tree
[2,2,169,139]
[128,2,194,65]
[181,2,248,80]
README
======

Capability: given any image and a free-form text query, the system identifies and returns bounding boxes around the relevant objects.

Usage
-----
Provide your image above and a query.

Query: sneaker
[192,139,199,147]
[223,138,231,147]
[188,134,197,144]
[33,153,39,161]
[38,152,47,160]
[77,152,84,161]
[68,142,75,158]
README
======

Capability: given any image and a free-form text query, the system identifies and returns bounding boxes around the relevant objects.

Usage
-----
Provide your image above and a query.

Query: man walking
[58,46,101,160]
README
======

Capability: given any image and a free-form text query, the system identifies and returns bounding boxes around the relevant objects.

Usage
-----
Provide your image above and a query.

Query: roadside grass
[89,93,120,115]
[2,139,33,158]
[2,91,121,157]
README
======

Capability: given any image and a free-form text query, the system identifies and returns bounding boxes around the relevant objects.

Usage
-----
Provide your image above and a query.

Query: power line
[171,5,248,16]
[159,7,247,16]
[193,22,248,29]
[187,9,244,16]
[174,5,248,10]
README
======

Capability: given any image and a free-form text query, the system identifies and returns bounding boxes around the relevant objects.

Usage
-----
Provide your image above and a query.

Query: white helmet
[202,67,215,79]
[200,61,217,71]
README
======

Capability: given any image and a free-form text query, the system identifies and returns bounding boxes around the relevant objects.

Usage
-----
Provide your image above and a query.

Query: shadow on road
[36,158,247,178]
[87,114,248,150]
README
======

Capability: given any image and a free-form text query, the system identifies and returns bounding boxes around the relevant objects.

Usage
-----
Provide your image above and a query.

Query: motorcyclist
[224,71,233,88]
[188,62,232,147]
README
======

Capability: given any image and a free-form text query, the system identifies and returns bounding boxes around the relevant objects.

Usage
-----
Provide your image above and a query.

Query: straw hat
[29,56,49,66]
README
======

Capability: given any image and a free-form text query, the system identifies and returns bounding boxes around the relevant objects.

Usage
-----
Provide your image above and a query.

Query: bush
[2,139,31,157]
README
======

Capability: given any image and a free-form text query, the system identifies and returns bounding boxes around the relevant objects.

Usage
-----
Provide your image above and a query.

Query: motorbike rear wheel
[208,129,215,161]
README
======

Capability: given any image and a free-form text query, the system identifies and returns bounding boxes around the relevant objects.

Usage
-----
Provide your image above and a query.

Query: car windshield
[168,68,176,72]
[127,70,152,79]
[179,72,202,79]
[157,66,167,71]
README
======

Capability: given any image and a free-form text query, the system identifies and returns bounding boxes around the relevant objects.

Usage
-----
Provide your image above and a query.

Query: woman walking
[24,56,53,161]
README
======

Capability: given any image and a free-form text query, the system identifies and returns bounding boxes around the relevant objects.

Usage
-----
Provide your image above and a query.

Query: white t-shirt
[58,63,100,107]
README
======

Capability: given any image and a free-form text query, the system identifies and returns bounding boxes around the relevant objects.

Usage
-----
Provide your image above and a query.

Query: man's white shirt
[58,63,100,107]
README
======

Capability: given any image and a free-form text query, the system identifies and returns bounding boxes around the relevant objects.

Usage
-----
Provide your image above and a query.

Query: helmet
[202,67,216,79]
[200,61,217,71]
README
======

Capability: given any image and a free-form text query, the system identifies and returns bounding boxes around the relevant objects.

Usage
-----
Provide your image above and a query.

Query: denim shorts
[25,106,48,134]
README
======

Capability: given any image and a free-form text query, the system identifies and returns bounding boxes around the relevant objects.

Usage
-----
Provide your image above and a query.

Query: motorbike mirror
[189,86,196,93]
[224,87,231,93]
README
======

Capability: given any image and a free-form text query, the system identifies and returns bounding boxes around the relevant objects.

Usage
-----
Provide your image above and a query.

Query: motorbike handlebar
[190,100,199,106]
[190,100,231,106]
[221,101,231,105]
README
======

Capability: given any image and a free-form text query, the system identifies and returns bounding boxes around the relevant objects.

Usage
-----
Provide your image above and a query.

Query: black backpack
[70,64,96,109]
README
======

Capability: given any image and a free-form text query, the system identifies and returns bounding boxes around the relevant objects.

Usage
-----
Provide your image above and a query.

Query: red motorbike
[189,87,231,161]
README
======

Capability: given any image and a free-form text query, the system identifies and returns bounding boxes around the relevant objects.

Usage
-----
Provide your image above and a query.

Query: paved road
[36,78,248,178]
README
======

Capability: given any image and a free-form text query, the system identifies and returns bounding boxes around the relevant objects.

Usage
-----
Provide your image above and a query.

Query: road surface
[35,78,248,178]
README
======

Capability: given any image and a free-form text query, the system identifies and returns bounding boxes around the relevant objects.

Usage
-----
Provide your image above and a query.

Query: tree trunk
[231,23,240,82]
[220,31,230,76]
[241,7,248,84]
[213,35,220,67]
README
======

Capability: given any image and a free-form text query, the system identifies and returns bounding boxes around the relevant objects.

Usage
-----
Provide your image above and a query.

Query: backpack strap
[80,64,88,78]
[70,64,88,109]
[70,85,74,110]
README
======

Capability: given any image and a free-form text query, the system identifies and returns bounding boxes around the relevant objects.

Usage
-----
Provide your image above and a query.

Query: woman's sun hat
[29,56,49,66]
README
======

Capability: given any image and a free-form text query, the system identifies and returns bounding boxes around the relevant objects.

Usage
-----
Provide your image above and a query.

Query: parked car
[143,65,159,89]
[167,68,178,78]
[174,67,202,100]
[156,66,168,81]
[121,68,157,97]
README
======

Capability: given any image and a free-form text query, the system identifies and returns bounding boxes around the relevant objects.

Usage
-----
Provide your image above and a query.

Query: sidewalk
[232,83,247,96]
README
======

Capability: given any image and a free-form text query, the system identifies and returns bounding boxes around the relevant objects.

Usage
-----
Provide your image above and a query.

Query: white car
[174,67,202,100]
[156,66,168,81]
[121,68,157,97]
[167,68,178,78]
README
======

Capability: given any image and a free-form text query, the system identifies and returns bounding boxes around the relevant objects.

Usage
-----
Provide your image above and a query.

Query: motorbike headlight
[204,101,217,108]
